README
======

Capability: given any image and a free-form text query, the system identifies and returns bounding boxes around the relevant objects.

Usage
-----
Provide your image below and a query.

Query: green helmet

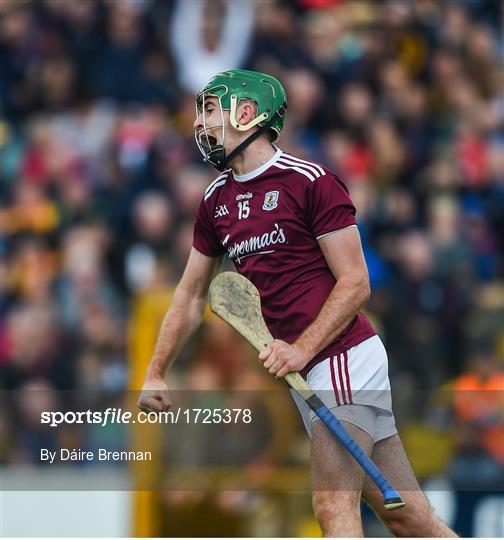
[197,69,287,141]
[195,70,288,171]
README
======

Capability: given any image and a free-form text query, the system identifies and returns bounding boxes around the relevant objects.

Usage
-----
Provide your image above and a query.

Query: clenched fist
[137,377,171,413]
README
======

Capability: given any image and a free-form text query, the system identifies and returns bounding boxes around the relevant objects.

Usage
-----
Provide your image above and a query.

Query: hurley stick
[209,271,404,510]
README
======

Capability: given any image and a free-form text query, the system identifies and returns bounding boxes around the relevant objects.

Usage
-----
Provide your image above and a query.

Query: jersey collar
[232,147,283,182]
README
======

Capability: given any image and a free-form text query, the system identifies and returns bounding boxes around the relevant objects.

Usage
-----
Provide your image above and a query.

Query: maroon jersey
[193,148,375,375]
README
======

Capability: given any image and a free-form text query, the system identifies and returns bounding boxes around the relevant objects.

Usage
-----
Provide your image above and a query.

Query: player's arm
[296,225,370,357]
[260,226,370,377]
[138,248,222,412]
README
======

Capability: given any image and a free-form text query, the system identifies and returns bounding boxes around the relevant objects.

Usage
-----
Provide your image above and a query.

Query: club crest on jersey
[263,191,279,211]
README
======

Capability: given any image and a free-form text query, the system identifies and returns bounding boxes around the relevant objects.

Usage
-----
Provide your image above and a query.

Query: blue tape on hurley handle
[306,394,405,510]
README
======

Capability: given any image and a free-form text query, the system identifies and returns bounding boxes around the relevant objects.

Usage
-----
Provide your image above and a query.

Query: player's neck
[227,138,276,176]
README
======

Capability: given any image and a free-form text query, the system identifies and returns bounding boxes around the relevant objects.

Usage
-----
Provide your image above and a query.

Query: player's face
[194,95,227,148]
[194,93,253,168]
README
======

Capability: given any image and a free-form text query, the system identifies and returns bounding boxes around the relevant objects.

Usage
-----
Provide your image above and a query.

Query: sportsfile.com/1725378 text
[40,408,253,427]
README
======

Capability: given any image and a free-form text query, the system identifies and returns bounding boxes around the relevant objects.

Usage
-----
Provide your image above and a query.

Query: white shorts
[290,335,398,442]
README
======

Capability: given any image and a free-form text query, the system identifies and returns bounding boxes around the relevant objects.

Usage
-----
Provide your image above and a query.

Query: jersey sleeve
[193,198,226,257]
[305,173,357,239]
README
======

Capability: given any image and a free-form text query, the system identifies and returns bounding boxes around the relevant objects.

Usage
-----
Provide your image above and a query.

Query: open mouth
[196,130,219,149]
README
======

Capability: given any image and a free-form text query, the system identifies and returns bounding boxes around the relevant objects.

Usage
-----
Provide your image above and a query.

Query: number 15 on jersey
[238,200,250,220]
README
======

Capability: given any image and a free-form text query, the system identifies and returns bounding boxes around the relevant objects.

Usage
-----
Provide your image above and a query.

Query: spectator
[170,0,254,94]
[449,342,504,486]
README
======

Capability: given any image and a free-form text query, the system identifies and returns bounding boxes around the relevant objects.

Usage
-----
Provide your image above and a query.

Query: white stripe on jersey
[282,152,325,176]
[278,156,323,179]
[316,224,357,240]
[273,161,316,182]
[204,177,228,201]
[204,173,227,198]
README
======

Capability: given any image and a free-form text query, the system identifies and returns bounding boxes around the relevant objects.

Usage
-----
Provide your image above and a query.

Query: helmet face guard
[194,70,288,171]
[194,85,227,170]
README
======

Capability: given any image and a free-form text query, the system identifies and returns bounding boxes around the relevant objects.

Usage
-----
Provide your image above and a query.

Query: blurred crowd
[0,0,502,524]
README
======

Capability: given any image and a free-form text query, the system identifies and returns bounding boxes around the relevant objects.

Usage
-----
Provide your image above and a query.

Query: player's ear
[236,100,257,125]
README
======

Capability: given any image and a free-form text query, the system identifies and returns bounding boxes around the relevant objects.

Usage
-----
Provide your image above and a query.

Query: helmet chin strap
[208,103,287,172]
